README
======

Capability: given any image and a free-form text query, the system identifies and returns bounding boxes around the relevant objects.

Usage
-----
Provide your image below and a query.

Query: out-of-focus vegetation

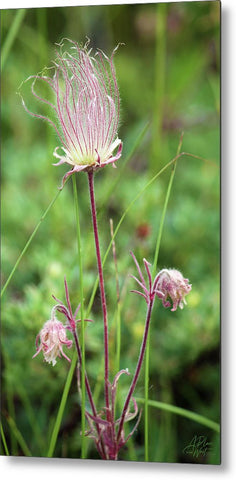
[1,1,220,463]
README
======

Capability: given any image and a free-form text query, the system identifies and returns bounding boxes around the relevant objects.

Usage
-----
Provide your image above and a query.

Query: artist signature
[183,435,212,458]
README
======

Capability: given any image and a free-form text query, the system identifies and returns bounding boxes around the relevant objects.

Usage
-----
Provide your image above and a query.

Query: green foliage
[1,1,220,463]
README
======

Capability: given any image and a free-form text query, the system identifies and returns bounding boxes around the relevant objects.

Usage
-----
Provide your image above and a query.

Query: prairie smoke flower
[21,39,122,186]
[33,307,72,366]
[130,252,191,310]
[155,268,192,311]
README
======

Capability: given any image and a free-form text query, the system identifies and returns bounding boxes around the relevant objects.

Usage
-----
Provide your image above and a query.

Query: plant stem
[144,331,150,461]
[87,171,110,417]
[72,176,86,458]
[117,298,155,442]
[84,151,209,320]
[72,332,96,417]
[72,329,106,460]
[44,149,207,458]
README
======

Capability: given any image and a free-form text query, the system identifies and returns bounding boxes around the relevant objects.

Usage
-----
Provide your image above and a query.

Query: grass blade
[1,423,9,456]
[16,383,45,456]
[136,397,220,433]
[6,415,32,456]
[98,121,149,213]
[72,176,86,459]
[47,352,77,457]
[152,133,184,276]
[1,9,26,72]
[144,133,184,461]
[1,189,62,298]
[109,219,121,374]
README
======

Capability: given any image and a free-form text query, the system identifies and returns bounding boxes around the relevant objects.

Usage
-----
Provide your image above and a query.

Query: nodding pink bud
[154,269,192,312]
[33,311,73,366]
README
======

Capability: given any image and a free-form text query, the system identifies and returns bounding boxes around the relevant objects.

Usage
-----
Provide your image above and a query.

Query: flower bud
[33,315,72,366]
[154,269,192,312]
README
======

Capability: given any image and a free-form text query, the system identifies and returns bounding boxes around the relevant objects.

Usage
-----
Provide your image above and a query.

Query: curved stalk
[117,297,155,442]
[87,171,110,418]
[72,329,106,460]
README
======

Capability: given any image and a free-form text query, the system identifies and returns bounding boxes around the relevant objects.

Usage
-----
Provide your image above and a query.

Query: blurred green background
[1,1,220,463]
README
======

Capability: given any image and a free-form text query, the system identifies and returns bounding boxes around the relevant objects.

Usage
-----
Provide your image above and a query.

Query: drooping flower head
[154,268,192,311]
[33,306,73,366]
[21,38,122,186]
[130,251,192,311]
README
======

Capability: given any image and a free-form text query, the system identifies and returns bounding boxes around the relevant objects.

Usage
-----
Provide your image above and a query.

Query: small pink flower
[33,308,72,366]
[154,269,192,312]
[130,252,192,312]
[21,39,122,186]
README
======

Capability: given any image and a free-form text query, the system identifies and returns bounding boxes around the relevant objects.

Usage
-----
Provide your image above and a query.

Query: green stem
[72,175,86,459]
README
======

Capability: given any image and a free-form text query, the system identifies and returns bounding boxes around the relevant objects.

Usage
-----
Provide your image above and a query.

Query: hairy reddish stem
[88,171,110,418]
[72,330,97,419]
[72,329,106,459]
[117,297,155,442]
